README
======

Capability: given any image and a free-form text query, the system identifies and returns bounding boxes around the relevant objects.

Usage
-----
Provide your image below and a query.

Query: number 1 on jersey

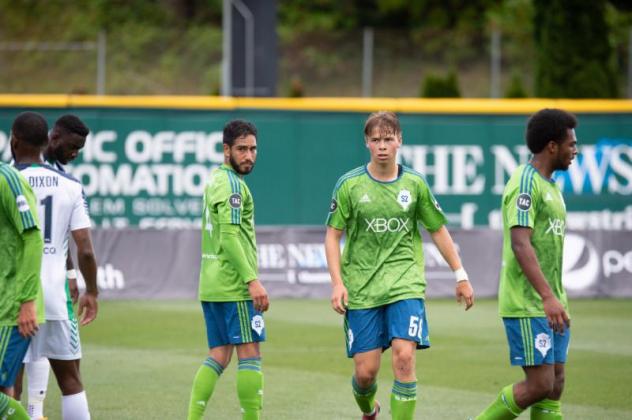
[40,195,53,243]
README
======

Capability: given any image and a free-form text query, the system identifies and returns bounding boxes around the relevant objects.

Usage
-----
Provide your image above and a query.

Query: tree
[534,0,618,98]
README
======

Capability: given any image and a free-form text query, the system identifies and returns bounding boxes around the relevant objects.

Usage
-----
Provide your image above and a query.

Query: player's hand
[456,280,474,310]
[248,279,269,312]
[542,295,569,334]
[68,277,79,304]
[331,283,348,315]
[77,292,99,326]
[17,300,39,337]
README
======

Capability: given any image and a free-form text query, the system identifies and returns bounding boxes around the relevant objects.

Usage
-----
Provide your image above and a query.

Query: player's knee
[58,375,83,395]
[392,348,415,376]
[526,376,554,401]
[209,348,233,368]
[13,383,23,401]
[354,372,377,387]
[214,353,232,368]
[354,366,378,386]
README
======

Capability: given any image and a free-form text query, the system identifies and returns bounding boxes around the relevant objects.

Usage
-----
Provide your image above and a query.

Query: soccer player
[325,111,474,420]
[45,114,89,172]
[0,113,45,420]
[12,111,98,420]
[475,108,578,420]
[16,114,90,419]
[44,114,90,304]
[187,120,269,420]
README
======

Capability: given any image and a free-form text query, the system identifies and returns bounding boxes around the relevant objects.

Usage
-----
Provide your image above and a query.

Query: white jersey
[17,163,91,320]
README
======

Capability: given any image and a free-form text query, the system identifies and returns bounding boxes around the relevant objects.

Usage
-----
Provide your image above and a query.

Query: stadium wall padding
[84,227,631,300]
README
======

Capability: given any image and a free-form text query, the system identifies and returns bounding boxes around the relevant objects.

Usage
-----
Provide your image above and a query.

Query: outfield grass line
[34,299,630,419]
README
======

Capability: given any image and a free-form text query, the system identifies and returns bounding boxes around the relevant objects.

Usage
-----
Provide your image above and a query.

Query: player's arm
[16,228,43,337]
[220,224,269,312]
[429,226,474,310]
[325,226,348,314]
[511,227,569,332]
[1,177,42,337]
[66,253,79,304]
[71,228,99,325]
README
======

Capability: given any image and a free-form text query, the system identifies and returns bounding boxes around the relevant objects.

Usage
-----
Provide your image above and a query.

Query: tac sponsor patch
[229,193,242,209]
[329,198,338,212]
[516,193,532,211]
[16,195,30,213]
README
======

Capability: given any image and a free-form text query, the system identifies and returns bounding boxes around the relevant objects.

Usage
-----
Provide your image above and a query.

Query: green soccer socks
[531,399,562,419]
[187,357,224,420]
[0,393,29,419]
[391,379,417,420]
[237,358,263,420]
[476,384,524,420]
[352,375,378,415]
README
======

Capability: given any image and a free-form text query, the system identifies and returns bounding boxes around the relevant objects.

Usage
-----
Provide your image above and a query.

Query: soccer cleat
[362,400,380,420]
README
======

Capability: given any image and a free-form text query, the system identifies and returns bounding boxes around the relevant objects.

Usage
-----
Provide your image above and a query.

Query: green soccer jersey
[199,164,258,302]
[0,163,45,326]
[327,165,447,309]
[498,163,569,318]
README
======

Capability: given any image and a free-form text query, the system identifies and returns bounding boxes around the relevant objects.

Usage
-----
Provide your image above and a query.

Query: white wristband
[454,267,468,283]
[66,269,78,279]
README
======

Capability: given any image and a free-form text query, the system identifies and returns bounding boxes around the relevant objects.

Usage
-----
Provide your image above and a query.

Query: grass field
[33,299,632,419]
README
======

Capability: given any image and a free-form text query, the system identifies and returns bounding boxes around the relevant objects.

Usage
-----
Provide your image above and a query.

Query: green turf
[31,299,632,419]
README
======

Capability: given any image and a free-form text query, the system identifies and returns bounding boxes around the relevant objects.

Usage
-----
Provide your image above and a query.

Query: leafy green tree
[534,0,618,97]
[420,71,461,97]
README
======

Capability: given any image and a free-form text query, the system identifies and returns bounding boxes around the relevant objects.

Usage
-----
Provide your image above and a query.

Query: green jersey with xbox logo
[327,165,447,310]
[499,164,569,318]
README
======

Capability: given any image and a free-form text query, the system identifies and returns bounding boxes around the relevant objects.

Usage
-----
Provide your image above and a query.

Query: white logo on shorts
[534,332,552,357]
[347,328,354,351]
[251,315,264,336]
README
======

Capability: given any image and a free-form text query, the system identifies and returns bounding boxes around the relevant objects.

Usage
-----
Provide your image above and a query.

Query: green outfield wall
[0,96,630,229]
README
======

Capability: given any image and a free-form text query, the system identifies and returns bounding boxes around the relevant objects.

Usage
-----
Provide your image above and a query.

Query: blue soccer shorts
[0,326,31,387]
[344,298,430,358]
[503,317,571,366]
[202,301,266,348]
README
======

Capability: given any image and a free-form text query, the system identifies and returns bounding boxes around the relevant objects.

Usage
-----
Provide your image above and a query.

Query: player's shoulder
[0,162,26,193]
[0,161,17,182]
[333,165,366,192]
[45,157,66,173]
[209,165,246,198]
[401,165,430,187]
[504,164,530,190]
[16,163,82,187]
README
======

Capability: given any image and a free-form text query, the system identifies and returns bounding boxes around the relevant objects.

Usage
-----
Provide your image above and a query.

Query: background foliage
[0,0,631,97]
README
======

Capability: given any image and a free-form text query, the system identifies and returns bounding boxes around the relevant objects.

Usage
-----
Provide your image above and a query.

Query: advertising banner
[0,103,630,229]
[83,227,632,301]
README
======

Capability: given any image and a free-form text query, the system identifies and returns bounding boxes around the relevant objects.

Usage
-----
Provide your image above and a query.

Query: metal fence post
[362,27,374,97]
[97,30,107,95]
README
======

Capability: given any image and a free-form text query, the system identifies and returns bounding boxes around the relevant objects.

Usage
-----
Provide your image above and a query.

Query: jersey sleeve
[416,179,447,232]
[70,187,92,231]
[504,171,538,229]
[0,167,39,234]
[212,170,244,225]
[326,179,350,230]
